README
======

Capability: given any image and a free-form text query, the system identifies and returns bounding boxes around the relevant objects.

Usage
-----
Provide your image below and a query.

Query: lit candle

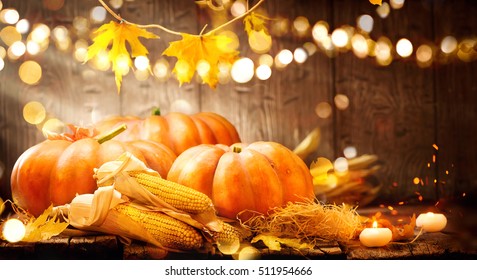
[416,212,447,232]
[359,221,393,247]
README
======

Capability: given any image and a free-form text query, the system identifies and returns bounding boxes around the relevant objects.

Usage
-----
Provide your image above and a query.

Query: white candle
[416,212,447,232]
[359,221,393,247]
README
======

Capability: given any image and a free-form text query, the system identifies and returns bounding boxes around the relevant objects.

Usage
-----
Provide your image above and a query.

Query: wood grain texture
[433,0,477,203]
[333,0,437,203]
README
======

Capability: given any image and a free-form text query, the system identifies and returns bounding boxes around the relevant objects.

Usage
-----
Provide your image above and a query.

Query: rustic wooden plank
[432,0,477,203]
[333,0,436,204]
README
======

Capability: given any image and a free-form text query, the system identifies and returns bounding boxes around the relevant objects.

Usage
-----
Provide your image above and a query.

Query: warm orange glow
[372,220,378,228]
[432,144,439,150]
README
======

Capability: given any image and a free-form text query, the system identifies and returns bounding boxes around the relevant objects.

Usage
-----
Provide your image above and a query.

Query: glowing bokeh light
[416,44,433,65]
[90,6,107,23]
[0,46,5,59]
[43,0,65,11]
[276,49,293,65]
[396,38,413,58]
[31,24,51,43]
[2,218,26,243]
[115,54,130,75]
[134,68,149,81]
[255,64,272,80]
[196,59,211,77]
[258,53,273,67]
[19,60,42,85]
[343,146,357,159]
[376,2,390,18]
[153,59,170,80]
[230,0,246,17]
[10,41,26,57]
[331,28,349,48]
[334,94,350,110]
[441,36,458,54]
[42,118,65,135]
[109,0,124,9]
[1,9,20,24]
[248,30,272,54]
[334,157,349,173]
[134,55,149,71]
[231,57,254,83]
[23,101,46,124]
[293,16,310,36]
[351,33,369,58]
[303,42,317,56]
[390,0,405,9]
[312,21,329,43]
[357,14,374,33]
[16,19,30,34]
[0,57,4,71]
[170,99,193,114]
[52,25,69,42]
[375,37,393,66]
[0,26,22,46]
[315,102,332,119]
[293,47,308,63]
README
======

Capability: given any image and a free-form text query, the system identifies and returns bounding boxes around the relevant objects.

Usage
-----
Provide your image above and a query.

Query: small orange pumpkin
[93,109,241,155]
[10,125,176,217]
[166,142,315,221]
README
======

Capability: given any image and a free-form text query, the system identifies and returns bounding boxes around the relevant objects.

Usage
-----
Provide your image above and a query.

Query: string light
[2,218,26,243]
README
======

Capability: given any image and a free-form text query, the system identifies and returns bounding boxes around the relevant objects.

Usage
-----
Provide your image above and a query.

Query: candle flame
[427,212,435,217]
[372,220,378,228]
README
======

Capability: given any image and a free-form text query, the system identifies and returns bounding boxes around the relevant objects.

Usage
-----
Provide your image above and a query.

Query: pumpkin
[93,108,241,155]
[166,142,315,221]
[10,125,176,217]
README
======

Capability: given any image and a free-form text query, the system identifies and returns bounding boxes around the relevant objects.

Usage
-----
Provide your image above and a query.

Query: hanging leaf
[243,12,269,35]
[243,12,272,54]
[369,0,382,5]
[85,21,159,93]
[22,205,69,242]
[163,33,239,88]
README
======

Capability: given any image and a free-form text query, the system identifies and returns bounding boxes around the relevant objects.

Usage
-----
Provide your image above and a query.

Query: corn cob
[211,222,243,245]
[126,171,213,214]
[114,203,204,251]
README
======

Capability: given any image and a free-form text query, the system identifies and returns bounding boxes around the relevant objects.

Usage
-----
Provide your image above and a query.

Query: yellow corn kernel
[114,203,204,251]
[127,171,213,214]
[212,222,243,244]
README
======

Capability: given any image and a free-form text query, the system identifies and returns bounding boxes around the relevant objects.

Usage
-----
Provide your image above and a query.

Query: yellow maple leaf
[163,33,239,88]
[243,12,269,35]
[369,0,382,5]
[22,205,69,242]
[85,21,159,93]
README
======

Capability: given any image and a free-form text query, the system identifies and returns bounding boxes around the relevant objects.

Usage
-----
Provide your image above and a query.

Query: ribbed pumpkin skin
[166,142,315,221]
[93,112,241,155]
[11,138,176,217]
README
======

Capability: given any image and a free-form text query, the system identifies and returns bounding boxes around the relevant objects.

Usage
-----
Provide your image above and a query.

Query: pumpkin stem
[232,146,242,153]
[151,107,161,116]
[96,124,127,144]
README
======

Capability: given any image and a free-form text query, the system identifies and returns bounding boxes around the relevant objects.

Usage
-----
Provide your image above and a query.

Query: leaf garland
[243,12,272,54]
[85,21,159,93]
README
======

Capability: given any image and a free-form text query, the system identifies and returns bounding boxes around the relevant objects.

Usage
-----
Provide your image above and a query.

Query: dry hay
[241,199,363,243]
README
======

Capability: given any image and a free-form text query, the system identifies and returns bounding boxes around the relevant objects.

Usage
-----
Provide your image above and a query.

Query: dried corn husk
[93,152,221,232]
[53,186,178,253]
[311,154,381,206]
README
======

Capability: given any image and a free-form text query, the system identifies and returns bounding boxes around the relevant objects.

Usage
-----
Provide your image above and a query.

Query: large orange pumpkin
[93,109,241,155]
[11,125,176,217]
[166,142,315,221]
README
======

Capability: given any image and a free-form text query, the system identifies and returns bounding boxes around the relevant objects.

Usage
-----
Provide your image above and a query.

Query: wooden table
[1,204,476,260]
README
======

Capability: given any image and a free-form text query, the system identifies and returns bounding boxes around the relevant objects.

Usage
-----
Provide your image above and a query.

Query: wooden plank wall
[1,0,476,207]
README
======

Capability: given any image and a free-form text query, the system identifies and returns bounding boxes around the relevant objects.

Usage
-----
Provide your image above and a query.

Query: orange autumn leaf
[369,0,382,5]
[162,33,239,88]
[85,21,159,93]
